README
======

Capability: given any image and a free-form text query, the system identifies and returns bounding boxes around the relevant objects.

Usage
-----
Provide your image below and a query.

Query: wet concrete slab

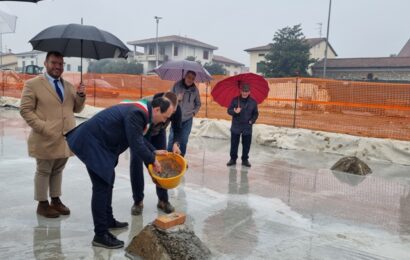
[1,107,410,259]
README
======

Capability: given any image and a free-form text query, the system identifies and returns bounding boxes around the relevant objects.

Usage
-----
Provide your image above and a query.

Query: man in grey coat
[167,70,201,157]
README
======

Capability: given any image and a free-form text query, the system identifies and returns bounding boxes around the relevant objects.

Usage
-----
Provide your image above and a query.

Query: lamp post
[323,0,332,77]
[154,16,162,67]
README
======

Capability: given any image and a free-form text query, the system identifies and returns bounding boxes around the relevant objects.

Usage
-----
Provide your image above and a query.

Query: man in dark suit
[226,84,259,167]
[66,97,173,249]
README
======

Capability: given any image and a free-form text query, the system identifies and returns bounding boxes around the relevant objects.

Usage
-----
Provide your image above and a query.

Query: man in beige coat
[20,51,86,218]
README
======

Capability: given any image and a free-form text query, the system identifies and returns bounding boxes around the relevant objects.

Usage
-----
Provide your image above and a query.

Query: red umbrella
[211,73,269,108]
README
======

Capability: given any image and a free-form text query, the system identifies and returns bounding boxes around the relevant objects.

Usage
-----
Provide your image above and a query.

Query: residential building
[311,38,410,81]
[16,50,89,73]
[244,38,337,74]
[127,35,218,74]
[311,57,410,81]
[212,55,245,76]
[0,51,17,70]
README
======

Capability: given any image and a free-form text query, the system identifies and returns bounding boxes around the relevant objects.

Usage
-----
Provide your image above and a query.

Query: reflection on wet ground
[1,107,410,259]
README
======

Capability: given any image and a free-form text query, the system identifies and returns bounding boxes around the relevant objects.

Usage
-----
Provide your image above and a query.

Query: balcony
[136,54,167,62]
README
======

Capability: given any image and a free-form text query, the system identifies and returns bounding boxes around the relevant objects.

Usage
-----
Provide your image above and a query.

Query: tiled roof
[212,55,244,66]
[128,35,218,50]
[312,57,410,69]
[244,38,337,56]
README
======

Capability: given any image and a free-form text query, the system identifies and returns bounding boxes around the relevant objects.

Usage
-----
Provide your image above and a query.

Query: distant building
[212,55,245,76]
[0,51,17,70]
[244,38,338,74]
[16,50,89,73]
[311,57,410,81]
[311,38,410,81]
[127,35,218,74]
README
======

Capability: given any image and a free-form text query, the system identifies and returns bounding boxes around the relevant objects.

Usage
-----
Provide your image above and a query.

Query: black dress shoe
[92,233,124,249]
[242,160,251,167]
[108,220,129,230]
[226,159,236,166]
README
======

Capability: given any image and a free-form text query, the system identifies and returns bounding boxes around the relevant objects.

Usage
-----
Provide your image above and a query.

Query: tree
[261,24,316,77]
[185,56,196,61]
[203,62,226,75]
[88,59,143,74]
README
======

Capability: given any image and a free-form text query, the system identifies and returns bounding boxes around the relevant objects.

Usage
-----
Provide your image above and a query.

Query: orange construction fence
[1,71,410,141]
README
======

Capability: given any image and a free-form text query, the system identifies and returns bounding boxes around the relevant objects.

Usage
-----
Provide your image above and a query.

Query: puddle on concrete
[1,107,410,259]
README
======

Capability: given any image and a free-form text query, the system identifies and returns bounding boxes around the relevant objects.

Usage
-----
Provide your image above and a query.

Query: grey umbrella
[29,23,130,81]
[153,60,212,82]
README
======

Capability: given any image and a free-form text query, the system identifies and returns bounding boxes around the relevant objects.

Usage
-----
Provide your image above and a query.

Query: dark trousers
[230,133,252,161]
[131,129,168,204]
[167,118,193,156]
[87,167,116,236]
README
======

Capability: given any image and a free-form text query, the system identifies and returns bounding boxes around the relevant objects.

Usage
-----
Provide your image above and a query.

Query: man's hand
[155,150,168,155]
[177,93,183,102]
[172,143,181,154]
[153,159,162,173]
[234,107,241,114]
[77,82,85,95]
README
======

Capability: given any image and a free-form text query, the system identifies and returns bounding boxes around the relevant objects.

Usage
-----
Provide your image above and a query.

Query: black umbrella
[0,0,42,2]
[29,23,130,81]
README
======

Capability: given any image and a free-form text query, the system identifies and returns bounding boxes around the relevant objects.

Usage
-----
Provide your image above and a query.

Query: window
[203,50,209,60]
[174,46,178,56]
[22,61,26,68]
[256,62,265,73]
[160,47,165,55]
[66,64,71,71]
[149,47,155,55]
[258,53,265,57]
[78,66,82,72]
[30,61,34,65]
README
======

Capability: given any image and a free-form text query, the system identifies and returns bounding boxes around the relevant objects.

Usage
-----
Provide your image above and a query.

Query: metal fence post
[292,76,299,128]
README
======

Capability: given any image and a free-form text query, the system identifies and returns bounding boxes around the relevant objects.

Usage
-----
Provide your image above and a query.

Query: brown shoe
[157,201,175,214]
[131,201,143,216]
[50,197,70,215]
[37,201,60,218]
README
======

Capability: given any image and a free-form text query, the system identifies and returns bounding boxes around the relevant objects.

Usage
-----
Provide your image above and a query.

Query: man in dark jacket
[131,92,182,216]
[167,70,201,157]
[226,84,259,167]
[65,97,173,249]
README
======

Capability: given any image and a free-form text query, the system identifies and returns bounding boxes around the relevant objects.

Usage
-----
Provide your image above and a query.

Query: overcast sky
[1,0,410,66]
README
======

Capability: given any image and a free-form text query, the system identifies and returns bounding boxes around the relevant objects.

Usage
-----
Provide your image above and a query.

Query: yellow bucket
[148,153,187,189]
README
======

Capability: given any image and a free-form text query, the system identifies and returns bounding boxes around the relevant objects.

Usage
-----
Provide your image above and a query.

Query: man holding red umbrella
[226,84,259,167]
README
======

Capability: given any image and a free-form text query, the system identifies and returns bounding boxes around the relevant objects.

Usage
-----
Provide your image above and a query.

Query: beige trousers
[34,158,68,201]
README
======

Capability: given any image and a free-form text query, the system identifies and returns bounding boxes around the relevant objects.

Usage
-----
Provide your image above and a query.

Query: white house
[127,35,218,74]
[16,50,89,73]
[244,38,337,74]
[212,55,245,76]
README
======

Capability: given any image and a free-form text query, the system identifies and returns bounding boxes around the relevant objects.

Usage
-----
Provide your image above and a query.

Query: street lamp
[154,16,162,67]
[323,0,332,77]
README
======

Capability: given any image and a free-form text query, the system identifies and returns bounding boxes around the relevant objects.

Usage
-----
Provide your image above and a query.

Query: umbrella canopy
[211,73,270,108]
[153,60,212,82]
[29,23,130,60]
[0,8,16,33]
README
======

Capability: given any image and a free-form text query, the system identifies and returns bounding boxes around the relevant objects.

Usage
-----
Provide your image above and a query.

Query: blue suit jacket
[66,103,156,184]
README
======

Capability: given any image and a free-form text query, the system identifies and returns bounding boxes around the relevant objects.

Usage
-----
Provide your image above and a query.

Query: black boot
[226,159,236,166]
[242,160,251,167]
[92,232,124,249]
